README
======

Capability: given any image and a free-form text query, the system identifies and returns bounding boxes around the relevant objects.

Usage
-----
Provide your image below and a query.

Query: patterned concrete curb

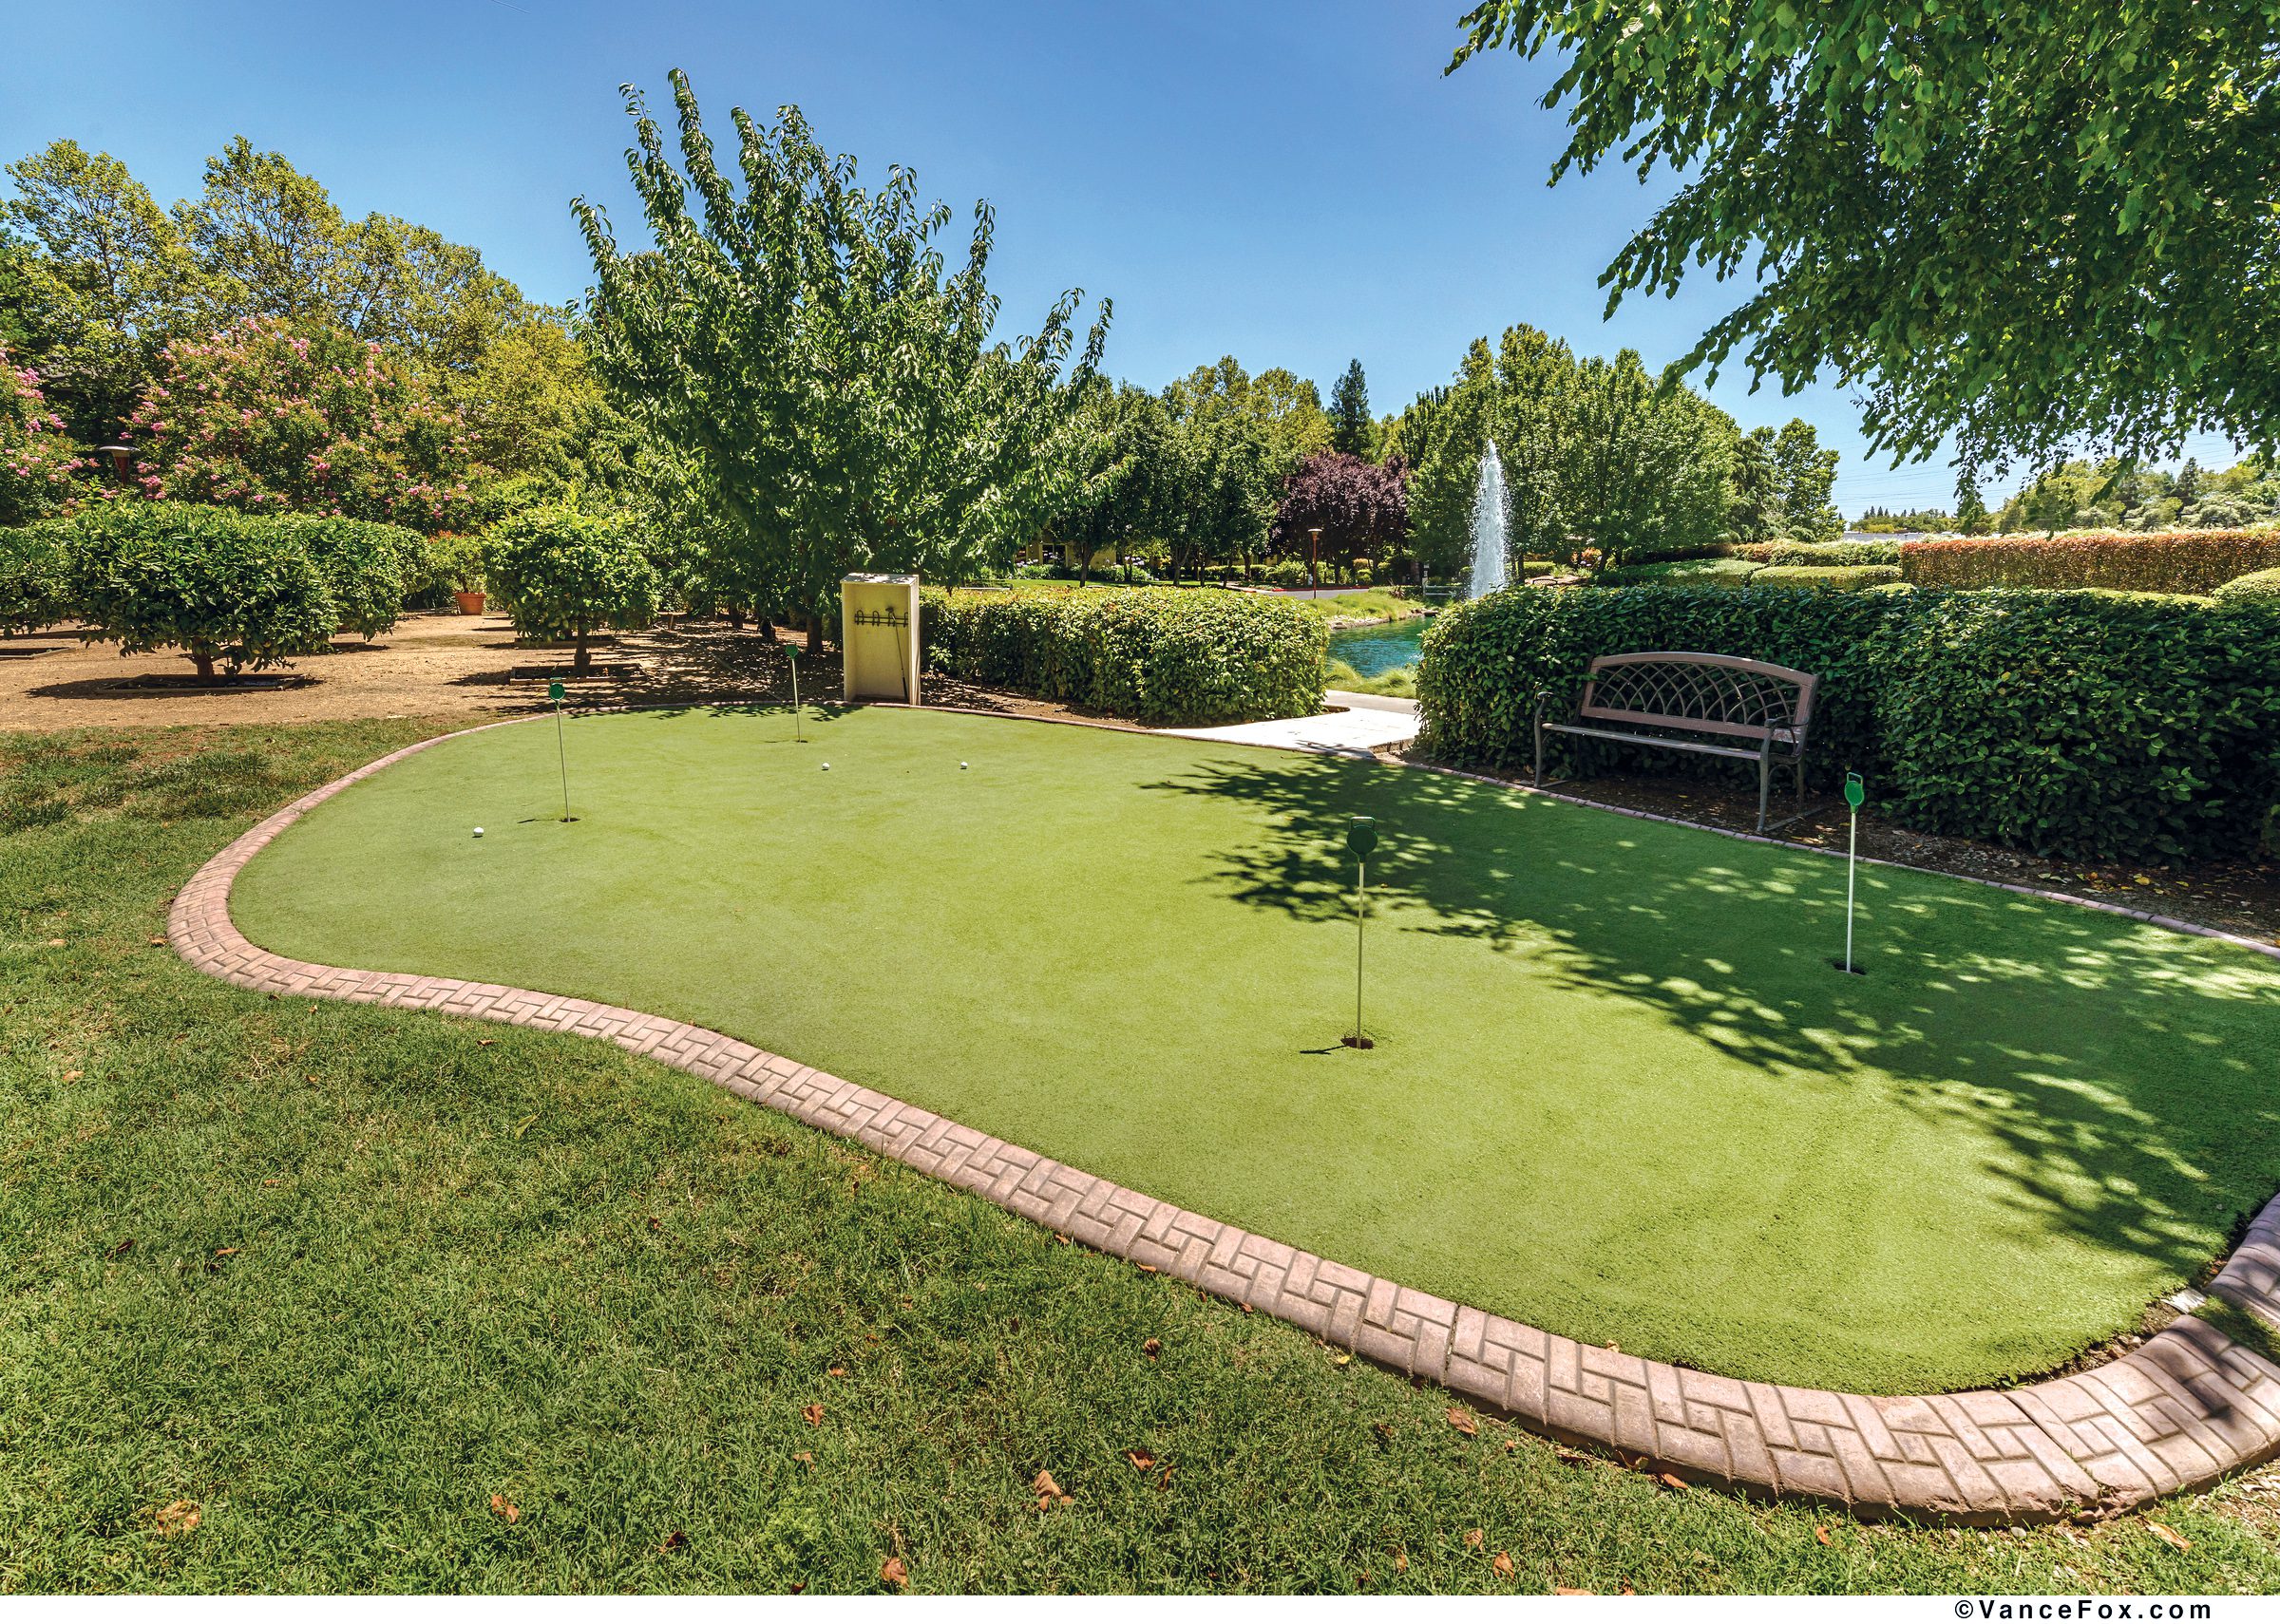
[168,714,2280,1525]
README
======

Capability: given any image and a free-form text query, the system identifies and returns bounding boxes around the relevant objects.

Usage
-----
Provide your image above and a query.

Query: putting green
[230,706,2280,1392]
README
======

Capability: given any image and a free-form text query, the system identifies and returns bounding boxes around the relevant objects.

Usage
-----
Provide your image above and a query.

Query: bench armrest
[1533,673,1592,723]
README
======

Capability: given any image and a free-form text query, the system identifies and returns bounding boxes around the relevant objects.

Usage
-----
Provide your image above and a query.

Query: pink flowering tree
[1,344,88,526]
[123,317,475,532]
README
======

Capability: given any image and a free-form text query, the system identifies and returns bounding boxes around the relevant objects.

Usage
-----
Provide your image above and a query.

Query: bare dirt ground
[3,611,2271,941]
[0,613,1123,732]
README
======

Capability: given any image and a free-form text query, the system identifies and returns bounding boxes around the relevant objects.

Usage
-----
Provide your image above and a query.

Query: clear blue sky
[0,0,2238,516]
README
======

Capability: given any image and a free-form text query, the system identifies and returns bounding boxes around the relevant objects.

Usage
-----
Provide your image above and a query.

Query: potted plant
[428,535,487,614]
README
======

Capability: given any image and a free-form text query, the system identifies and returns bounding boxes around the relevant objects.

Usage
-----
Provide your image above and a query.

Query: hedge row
[1900,531,2280,593]
[2,503,427,677]
[1416,585,2280,862]
[921,586,1325,726]
[1737,539,1902,566]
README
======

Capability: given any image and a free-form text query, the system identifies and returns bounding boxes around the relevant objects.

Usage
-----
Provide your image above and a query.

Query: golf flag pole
[1343,817,1377,1049]
[1843,771,1865,973]
[787,644,804,744]
[550,679,572,822]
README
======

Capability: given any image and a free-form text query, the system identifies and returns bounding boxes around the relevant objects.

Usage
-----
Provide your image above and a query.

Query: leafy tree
[0,342,86,524]
[1769,420,1841,544]
[576,72,1108,646]
[1,141,193,443]
[275,515,423,641]
[1450,1,2280,476]
[1163,358,1332,483]
[123,316,475,530]
[484,505,661,672]
[2175,459,2204,507]
[1328,359,1376,459]
[1953,474,1990,536]
[1053,382,1179,584]
[62,500,337,680]
[1270,450,1408,580]
[454,311,621,485]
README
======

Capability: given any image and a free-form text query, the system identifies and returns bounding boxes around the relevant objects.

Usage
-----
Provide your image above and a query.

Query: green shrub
[1520,560,1555,579]
[1591,558,1765,589]
[922,586,1324,726]
[1748,564,1903,591]
[1415,584,2280,862]
[484,506,661,671]
[1763,539,1901,567]
[2214,567,2280,605]
[1901,531,2280,592]
[275,516,422,640]
[0,522,69,634]
[424,533,487,595]
[59,501,335,681]
[1874,592,2280,861]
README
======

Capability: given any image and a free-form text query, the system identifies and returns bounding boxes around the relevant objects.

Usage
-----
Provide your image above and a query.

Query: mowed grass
[229,706,2280,1395]
[8,719,2280,1594]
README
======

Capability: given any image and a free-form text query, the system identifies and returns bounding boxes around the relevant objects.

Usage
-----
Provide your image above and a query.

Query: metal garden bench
[1533,651,1819,832]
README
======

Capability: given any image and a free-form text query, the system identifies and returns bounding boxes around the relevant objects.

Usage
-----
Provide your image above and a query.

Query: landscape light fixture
[96,444,134,484]
[1309,527,1323,598]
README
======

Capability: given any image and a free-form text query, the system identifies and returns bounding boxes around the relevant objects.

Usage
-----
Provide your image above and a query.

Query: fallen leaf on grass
[106,1239,132,1258]
[62,1069,82,1082]
[1493,1552,1515,1578]
[1446,1406,1479,1437]
[2146,1520,2192,1553]
[793,1451,814,1468]
[1142,1338,1161,1360]
[1156,1466,1172,1491]
[1125,1448,1156,1472]
[1136,1262,1158,1275]
[1054,1233,1071,1246]
[1465,1528,1484,1549]
[147,936,166,947]
[1657,1472,1685,1491]
[154,1501,200,1536]
[660,1530,688,1552]
[1621,1581,1637,1595]
[1553,1585,1593,1596]
[881,1557,909,1589]
[477,1038,495,1047]
[489,1494,519,1524]
[45,938,64,947]
[827,1365,846,1377]
[801,1404,825,1426]
[1032,1469,1074,1509]
[1814,1526,1831,1545]
[1393,1548,1408,1574]
[1555,1446,1588,1464]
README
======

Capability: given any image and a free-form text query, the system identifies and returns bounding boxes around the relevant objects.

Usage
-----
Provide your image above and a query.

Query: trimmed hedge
[2214,567,2280,605]
[1738,539,1901,566]
[1749,564,1903,591]
[1416,585,2280,862]
[0,523,69,634]
[1901,531,2280,593]
[275,516,423,640]
[921,586,1325,726]
[60,501,336,680]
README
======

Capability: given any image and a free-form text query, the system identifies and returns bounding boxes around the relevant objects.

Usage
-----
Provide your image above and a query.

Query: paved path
[169,717,2280,1525]
[1161,691,1419,757]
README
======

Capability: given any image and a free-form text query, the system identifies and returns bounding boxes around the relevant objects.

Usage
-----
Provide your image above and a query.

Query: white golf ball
[472,826,484,838]
[960,762,969,770]
[821,763,830,771]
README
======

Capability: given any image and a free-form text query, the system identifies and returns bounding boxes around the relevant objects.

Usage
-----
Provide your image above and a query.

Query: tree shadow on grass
[1144,750,2280,1294]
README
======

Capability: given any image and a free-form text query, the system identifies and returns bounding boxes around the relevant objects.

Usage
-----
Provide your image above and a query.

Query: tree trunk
[190,647,215,683]
[574,632,592,673]
[803,614,823,657]
[727,606,746,630]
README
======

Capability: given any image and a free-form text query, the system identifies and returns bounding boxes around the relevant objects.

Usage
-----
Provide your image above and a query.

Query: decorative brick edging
[167,717,2280,1525]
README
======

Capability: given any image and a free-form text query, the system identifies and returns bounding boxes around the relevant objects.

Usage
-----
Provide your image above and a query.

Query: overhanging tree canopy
[574,72,1109,633]
[1450,2,2280,475]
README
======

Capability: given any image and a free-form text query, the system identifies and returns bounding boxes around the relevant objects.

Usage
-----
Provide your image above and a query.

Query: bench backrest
[1579,651,1817,745]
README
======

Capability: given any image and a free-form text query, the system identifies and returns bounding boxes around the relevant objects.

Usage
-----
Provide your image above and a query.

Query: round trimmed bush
[61,501,335,680]
[0,522,70,634]
[484,506,661,671]
[2214,567,2280,605]
[275,516,424,640]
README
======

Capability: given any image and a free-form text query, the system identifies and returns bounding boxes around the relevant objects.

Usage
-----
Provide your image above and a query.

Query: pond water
[1326,617,1426,676]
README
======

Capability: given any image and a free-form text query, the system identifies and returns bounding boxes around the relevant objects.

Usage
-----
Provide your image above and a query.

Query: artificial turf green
[229,705,2280,1395]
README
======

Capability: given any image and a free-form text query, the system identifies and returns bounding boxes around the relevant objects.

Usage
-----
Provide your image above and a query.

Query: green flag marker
[549,680,571,822]
[1841,771,1865,973]
[1343,817,1378,1048]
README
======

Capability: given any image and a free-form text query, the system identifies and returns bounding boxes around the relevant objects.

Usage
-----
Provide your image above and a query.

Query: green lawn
[8,717,2280,1594]
[229,706,2280,1395]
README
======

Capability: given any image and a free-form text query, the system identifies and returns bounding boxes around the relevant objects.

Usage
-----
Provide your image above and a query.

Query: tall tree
[1953,472,1990,536]
[1450,2,2280,477]
[1769,419,1841,544]
[575,72,1108,642]
[1269,450,1408,576]
[1327,358,1375,459]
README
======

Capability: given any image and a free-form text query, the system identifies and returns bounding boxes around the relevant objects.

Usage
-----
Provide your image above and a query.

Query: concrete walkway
[170,712,2280,1526]
[1161,690,1419,756]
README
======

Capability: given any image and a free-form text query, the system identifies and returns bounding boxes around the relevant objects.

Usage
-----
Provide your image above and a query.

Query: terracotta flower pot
[453,591,486,616]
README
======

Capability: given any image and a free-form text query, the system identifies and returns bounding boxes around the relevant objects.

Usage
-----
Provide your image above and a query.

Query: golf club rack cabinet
[842,574,921,704]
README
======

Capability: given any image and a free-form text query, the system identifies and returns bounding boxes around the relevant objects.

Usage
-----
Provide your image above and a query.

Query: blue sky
[0,0,2239,515]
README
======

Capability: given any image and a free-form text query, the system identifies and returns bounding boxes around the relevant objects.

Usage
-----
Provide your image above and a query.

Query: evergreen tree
[1328,359,1374,459]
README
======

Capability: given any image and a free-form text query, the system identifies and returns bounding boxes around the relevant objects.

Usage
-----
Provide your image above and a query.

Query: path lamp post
[96,444,135,485]
[1309,527,1322,598]
[1342,816,1378,1049]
